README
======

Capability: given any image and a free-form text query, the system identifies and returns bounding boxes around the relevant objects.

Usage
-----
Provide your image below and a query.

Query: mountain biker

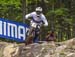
[25,7,48,45]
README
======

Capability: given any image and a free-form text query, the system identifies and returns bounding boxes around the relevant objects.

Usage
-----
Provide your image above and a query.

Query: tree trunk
[21,0,26,23]
[70,0,75,37]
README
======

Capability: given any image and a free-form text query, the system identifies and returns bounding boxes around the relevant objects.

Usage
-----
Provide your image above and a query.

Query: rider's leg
[25,27,35,45]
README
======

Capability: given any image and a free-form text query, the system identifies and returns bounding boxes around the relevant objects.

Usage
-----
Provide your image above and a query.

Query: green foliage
[46,8,69,16]
[54,8,69,16]
[46,7,72,41]
[0,0,22,22]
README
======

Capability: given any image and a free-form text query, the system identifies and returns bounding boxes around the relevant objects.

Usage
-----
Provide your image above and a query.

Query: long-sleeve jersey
[25,12,48,26]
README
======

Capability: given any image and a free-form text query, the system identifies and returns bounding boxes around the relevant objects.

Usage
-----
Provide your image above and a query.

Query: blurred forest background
[0,0,75,42]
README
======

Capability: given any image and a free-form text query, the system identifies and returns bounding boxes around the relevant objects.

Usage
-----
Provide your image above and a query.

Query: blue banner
[0,18,29,42]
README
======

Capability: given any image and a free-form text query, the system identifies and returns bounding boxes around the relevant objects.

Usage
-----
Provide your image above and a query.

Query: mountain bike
[25,24,41,45]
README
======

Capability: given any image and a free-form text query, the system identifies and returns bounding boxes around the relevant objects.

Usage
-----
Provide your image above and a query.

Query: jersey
[25,12,48,28]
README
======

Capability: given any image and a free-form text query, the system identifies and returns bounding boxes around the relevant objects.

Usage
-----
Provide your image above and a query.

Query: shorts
[30,21,42,28]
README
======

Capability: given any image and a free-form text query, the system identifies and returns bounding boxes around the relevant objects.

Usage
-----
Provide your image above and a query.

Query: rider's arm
[25,12,34,21]
[42,15,48,26]
[25,14,32,19]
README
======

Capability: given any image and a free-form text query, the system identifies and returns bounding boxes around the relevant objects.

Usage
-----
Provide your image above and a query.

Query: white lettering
[7,23,17,38]
[18,26,25,40]
[0,21,2,35]
[0,19,28,41]
[3,22,6,35]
